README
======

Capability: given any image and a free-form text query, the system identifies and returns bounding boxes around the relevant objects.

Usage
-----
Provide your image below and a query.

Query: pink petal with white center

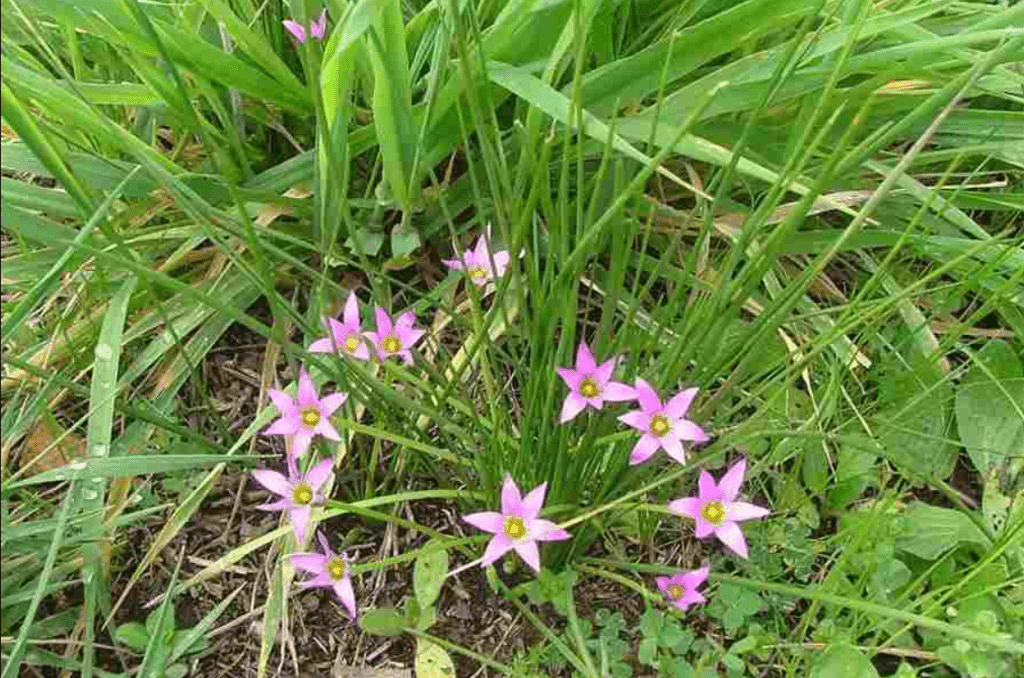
[719,459,747,503]
[556,367,583,391]
[316,419,342,441]
[264,416,299,436]
[629,434,661,465]
[334,576,357,618]
[268,389,297,416]
[512,539,541,572]
[297,370,318,408]
[585,395,605,410]
[520,483,547,521]
[343,291,360,327]
[603,381,637,402]
[618,410,650,432]
[481,534,514,565]
[575,343,597,373]
[560,393,588,423]
[289,505,312,543]
[668,497,701,521]
[530,519,569,542]
[661,436,687,464]
[501,476,524,516]
[290,553,327,574]
[292,430,313,458]
[462,511,504,534]
[251,470,291,497]
[305,458,335,490]
[374,308,393,335]
[283,20,306,42]
[714,521,750,558]
[319,392,347,416]
[675,420,710,444]
[634,379,661,412]
[693,512,717,539]
[725,501,769,522]
[664,387,699,419]
[349,340,371,361]
[697,471,722,501]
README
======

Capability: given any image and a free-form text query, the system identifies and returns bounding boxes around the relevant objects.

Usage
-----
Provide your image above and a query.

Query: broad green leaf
[359,607,406,636]
[955,340,1024,480]
[413,539,449,608]
[809,644,879,678]
[416,638,456,678]
[113,622,149,652]
[898,503,991,561]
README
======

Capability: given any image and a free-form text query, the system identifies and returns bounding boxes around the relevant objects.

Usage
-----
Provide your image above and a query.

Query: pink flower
[365,308,425,364]
[555,342,636,423]
[290,531,357,619]
[309,291,371,361]
[283,9,327,43]
[264,369,347,458]
[656,565,709,611]
[618,379,710,465]
[442,225,511,287]
[668,459,769,559]
[463,475,570,573]
[251,455,333,544]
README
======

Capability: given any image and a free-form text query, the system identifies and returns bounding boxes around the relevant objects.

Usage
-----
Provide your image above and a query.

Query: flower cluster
[310,292,425,365]
[283,10,328,44]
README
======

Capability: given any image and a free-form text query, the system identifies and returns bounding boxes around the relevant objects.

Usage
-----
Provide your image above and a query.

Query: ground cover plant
[1,0,1023,676]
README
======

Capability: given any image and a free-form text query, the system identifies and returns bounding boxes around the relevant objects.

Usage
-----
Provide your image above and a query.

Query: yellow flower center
[579,378,600,399]
[649,414,671,437]
[292,482,314,506]
[382,335,401,353]
[667,584,685,600]
[469,266,486,279]
[301,408,321,427]
[701,501,725,525]
[503,516,527,540]
[345,335,360,352]
[326,557,347,581]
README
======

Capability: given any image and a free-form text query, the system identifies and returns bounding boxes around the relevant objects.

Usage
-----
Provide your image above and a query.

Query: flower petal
[501,475,524,516]
[575,342,597,373]
[308,337,335,353]
[530,519,569,542]
[289,505,312,543]
[698,471,722,502]
[556,367,583,391]
[305,458,335,490]
[512,539,541,573]
[618,410,649,432]
[668,497,701,521]
[268,389,297,416]
[398,326,425,348]
[491,251,510,276]
[290,553,327,574]
[349,341,371,361]
[595,358,617,384]
[316,420,342,441]
[257,498,292,511]
[682,565,710,589]
[442,258,465,271]
[481,534,513,566]
[311,10,328,39]
[282,19,306,42]
[675,420,710,444]
[693,513,716,539]
[319,392,348,416]
[725,501,769,522]
[602,381,635,402]
[291,431,313,458]
[714,521,750,558]
[251,470,291,498]
[334,576,357,619]
[629,434,661,465]
[264,416,299,436]
[634,379,661,412]
[396,311,416,328]
[656,576,670,593]
[396,350,414,365]
[664,387,699,419]
[719,458,747,503]
[661,436,687,465]
[462,511,504,534]
[297,370,318,408]
[341,291,359,328]
[520,483,547,521]
[560,393,588,423]
[374,308,393,335]
[473,233,490,262]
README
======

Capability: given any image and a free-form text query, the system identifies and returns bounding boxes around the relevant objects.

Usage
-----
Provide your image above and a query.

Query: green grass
[2,0,1023,676]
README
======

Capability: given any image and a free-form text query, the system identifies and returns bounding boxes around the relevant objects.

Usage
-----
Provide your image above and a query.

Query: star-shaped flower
[251,455,333,544]
[442,225,511,287]
[555,342,636,423]
[290,531,357,619]
[656,565,709,612]
[309,291,371,361]
[462,476,570,573]
[618,380,710,465]
[668,459,769,559]
[283,9,327,43]
[264,369,347,458]
[366,308,425,364]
